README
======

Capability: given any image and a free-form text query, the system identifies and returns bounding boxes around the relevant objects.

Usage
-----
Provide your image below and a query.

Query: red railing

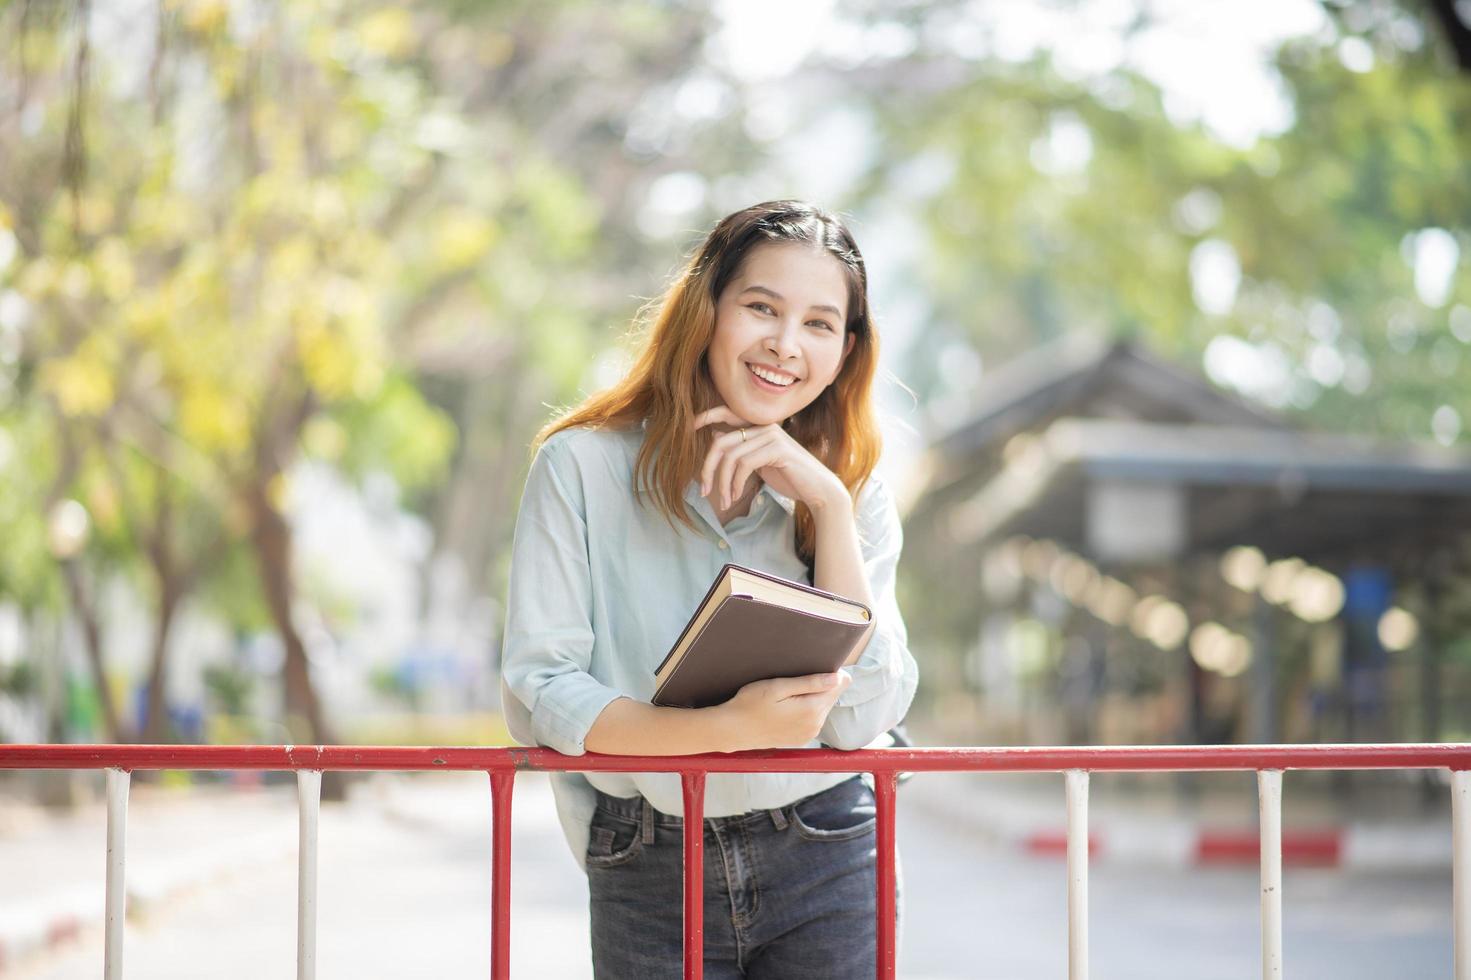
[2,743,1469,980]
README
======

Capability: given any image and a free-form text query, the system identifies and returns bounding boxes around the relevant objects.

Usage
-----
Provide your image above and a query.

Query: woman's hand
[691,405,850,512]
[714,671,853,750]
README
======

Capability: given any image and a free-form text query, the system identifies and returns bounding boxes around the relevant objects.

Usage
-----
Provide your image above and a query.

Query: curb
[1018,824,1452,869]
[907,777,1453,871]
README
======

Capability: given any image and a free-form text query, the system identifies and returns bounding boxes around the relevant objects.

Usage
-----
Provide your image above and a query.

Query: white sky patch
[1190,239,1241,316]
[1129,10,1303,148]
[1432,404,1461,445]
[674,74,736,123]
[1452,304,1471,344]
[1337,36,1376,72]
[717,0,1331,148]
[744,84,796,142]
[0,290,30,332]
[1306,343,1345,387]
[776,103,875,205]
[1306,301,1343,343]
[1404,227,1460,308]
[710,0,837,81]
[1030,112,1094,176]
[638,171,709,240]
[1203,334,1293,407]
[1173,188,1223,236]
[1341,351,1372,394]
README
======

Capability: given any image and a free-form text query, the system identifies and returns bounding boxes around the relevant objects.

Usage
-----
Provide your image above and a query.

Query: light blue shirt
[498,422,919,867]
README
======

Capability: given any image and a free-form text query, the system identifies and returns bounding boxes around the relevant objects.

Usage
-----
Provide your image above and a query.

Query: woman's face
[706,242,856,427]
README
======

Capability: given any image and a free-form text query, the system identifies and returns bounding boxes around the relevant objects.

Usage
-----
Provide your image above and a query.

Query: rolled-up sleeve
[499,438,623,756]
[820,476,919,751]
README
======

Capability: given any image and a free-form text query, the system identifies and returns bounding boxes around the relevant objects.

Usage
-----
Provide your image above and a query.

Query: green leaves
[865,26,1470,441]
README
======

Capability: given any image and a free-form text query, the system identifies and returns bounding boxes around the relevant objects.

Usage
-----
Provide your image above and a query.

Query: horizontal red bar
[0,743,1467,773]
[1195,831,1342,867]
[1023,832,1102,858]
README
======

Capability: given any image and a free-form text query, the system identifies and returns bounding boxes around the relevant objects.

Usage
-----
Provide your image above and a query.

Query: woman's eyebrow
[739,284,842,317]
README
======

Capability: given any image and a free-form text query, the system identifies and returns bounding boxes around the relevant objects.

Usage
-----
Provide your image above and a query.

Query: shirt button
[717,540,729,550]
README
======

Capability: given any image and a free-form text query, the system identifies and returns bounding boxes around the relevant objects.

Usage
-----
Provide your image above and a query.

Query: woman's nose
[765,319,803,359]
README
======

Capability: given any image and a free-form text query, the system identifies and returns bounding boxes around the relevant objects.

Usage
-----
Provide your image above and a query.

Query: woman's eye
[809,321,835,332]
[749,302,774,315]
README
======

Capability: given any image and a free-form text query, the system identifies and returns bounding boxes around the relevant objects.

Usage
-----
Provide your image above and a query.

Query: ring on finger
[740,427,748,442]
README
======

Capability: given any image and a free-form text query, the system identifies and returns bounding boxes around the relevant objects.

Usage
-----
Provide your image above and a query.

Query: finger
[699,441,724,497]
[699,427,757,496]
[726,438,776,509]
[690,405,751,433]
[717,435,768,509]
[769,672,846,700]
[700,431,745,497]
[791,669,852,702]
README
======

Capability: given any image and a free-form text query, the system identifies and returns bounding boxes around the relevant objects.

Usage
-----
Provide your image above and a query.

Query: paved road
[14,773,1452,979]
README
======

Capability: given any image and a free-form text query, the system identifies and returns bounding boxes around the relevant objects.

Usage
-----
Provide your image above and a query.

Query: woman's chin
[733,403,790,427]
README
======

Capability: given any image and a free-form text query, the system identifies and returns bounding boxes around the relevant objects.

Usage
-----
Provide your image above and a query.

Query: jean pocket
[789,778,877,842]
[585,808,644,868]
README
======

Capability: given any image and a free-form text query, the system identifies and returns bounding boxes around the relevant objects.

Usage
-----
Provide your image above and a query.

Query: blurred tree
[0,0,765,745]
[401,0,757,608]
[0,0,470,743]
[839,4,1469,441]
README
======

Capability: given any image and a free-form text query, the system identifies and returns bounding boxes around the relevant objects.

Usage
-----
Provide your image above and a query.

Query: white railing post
[1066,769,1089,980]
[104,767,130,980]
[297,770,322,980]
[1258,769,1283,980]
[1453,769,1468,980]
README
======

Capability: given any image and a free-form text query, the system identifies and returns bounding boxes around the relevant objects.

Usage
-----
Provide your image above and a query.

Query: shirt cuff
[528,672,626,757]
[834,622,905,709]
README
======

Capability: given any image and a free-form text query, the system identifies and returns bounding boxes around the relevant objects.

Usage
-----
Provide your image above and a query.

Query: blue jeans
[586,776,898,979]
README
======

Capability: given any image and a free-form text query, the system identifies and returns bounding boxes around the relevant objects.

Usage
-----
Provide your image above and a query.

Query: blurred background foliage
[0,0,1466,749]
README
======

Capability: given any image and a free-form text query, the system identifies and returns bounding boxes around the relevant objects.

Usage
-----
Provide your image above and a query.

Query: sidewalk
[903,768,1455,870]
[0,771,592,979]
[0,775,300,973]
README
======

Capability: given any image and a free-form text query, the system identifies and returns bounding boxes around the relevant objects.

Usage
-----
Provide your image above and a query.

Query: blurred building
[904,336,1471,748]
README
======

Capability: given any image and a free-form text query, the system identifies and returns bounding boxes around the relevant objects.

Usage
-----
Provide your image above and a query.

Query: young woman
[500,200,918,978]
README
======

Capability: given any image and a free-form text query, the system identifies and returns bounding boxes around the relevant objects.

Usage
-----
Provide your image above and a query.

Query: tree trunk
[247,480,353,801]
[139,585,180,744]
[60,562,125,743]
[246,479,334,746]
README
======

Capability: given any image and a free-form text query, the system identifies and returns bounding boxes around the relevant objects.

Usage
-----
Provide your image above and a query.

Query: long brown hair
[535,200,882,570]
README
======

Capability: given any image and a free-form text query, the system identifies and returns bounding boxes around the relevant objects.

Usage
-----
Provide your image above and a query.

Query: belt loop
[641,796,656,845]
[768,807,789,831]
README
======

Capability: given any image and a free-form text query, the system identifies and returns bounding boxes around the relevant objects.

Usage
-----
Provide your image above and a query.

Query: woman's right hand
[716,670,853,751]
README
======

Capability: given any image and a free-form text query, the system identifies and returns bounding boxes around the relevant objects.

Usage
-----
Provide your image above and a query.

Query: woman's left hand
[691,405,850,512]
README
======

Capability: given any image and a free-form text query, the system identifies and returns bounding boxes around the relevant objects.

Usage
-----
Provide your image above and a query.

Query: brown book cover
[651,563,873,709]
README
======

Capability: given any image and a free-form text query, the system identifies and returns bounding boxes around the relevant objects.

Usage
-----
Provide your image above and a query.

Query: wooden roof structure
[913,336,1471,570]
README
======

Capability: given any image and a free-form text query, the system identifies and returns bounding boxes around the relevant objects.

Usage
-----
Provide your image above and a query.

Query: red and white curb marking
[1019,822,1451,870]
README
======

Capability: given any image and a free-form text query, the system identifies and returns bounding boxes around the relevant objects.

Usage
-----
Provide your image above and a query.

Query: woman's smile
[747,361,798,392]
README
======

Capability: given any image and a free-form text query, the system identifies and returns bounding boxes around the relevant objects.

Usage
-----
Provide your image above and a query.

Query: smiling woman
[706,243,854,426]
[498,200,918,977]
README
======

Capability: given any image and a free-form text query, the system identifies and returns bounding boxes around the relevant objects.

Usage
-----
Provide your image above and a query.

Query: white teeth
[749,364,794,387]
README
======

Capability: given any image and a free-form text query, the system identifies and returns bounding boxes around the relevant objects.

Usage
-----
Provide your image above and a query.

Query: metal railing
[1,743,1468,980]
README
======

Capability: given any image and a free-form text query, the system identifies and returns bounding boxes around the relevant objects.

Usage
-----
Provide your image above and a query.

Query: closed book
[651,563,873,709]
